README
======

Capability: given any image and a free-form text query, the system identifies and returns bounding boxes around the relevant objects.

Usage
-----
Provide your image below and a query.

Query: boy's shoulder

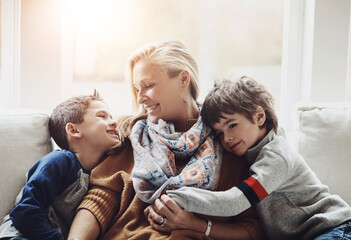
[28,150,81,179]
[261,133,295,161]
[266,132,288,145]
[39,149,78,166]
[263,131,289,149]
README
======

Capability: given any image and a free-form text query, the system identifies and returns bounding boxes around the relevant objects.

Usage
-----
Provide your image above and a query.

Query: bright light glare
[60,0,284,116]
[62,0,129,77]
[69,0,128,34]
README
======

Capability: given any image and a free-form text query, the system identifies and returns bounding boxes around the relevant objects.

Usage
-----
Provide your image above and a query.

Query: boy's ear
[255,106,266,127]
[65,123,82,138]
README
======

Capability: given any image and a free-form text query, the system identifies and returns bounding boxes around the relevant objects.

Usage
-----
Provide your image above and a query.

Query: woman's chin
[148,115,160,123]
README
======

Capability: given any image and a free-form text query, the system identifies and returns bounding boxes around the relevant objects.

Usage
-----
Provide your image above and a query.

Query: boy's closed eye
[216,131,223,137]
[97,111,112,119]
[97,112,107,118]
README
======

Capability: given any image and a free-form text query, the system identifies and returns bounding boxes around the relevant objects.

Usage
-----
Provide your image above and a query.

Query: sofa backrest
[1,106,350,219]
[0,110,53,219]
[292,104,351,205]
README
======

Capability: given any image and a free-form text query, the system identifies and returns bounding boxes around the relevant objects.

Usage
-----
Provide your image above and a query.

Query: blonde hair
[117,40,200,140]
[128,40,199,110]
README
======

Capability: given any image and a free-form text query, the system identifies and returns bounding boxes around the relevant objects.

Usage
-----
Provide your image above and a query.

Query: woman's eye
[229,123,237,129]
[145,84,154,89]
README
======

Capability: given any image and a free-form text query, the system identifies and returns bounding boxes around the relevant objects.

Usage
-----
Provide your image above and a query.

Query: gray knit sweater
[168,130,351,240]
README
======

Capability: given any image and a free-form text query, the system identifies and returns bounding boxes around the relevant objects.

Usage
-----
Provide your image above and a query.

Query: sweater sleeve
[77,143,134,234]
[10,151,78,240]
[168,186,250,216]
[167,149,289,217]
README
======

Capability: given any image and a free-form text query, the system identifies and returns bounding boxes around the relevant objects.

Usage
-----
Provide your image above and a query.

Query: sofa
[289,103,351,205]
[0,110,54,219]
[0,104,350,220]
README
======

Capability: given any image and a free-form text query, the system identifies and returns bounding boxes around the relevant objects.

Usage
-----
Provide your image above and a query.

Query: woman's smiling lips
[145,103,159,113]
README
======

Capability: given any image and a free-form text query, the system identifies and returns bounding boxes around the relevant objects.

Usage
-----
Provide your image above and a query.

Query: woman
[68,40,266,240]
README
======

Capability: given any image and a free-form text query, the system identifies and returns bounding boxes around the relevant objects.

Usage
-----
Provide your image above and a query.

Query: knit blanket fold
[130,117,222,204]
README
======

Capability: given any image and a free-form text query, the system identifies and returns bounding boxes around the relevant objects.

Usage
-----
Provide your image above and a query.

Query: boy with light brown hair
[0,90,120,240]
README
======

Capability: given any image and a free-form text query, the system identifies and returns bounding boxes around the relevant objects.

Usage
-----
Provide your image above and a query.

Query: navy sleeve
[10,150,79,240]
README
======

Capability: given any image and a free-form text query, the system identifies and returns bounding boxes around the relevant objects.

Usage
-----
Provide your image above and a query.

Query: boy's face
[76,100,120,153]
[212,111,266,156]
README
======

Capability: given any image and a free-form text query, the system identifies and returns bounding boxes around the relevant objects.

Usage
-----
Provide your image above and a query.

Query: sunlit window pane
[0,0,2,69]
[70,0,284,115]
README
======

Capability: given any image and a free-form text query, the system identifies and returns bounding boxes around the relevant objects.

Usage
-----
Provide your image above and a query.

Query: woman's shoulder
[217,151,249,191]
[92,140,134,177]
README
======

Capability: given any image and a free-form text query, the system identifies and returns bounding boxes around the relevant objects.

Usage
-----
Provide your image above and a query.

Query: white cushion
[295,104,351,205]
[0,110,53,218]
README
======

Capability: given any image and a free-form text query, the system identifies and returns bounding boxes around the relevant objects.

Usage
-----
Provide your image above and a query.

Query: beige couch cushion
[0,110,53,219]
[295,104,351,205]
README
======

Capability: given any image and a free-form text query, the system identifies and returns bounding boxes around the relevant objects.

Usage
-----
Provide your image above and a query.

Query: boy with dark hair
[0,90,120,240]
[168,76,351,240]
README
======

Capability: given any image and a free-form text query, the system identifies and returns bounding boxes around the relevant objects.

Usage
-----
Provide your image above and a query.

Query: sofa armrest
[292,103,351,205]
[0,110,53,219]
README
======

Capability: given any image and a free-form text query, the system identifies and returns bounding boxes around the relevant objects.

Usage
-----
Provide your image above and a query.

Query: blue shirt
[0,150,90,240]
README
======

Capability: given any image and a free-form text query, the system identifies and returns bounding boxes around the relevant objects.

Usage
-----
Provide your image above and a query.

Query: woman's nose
[137,90,146,104]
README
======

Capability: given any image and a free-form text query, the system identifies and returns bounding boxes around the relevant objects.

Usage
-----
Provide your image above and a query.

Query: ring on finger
[160,216,167,227]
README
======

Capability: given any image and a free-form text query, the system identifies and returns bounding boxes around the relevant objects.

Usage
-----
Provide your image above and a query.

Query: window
[65,0,285,116]
[0,0,21,109]
[0,0,2,81]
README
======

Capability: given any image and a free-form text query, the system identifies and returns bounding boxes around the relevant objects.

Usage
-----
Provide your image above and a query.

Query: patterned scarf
[130,117,222,203]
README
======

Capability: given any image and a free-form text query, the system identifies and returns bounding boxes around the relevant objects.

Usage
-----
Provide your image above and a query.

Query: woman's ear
[65,123,82,138]
[255,106,266,127]
[179,70,190,89]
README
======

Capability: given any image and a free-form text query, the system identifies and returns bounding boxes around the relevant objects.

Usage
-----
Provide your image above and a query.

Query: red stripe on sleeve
[244,176,268,201]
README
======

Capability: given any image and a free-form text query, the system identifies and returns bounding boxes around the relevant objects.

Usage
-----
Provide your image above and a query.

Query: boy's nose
[224,135,233,143]
[109,119,117,128]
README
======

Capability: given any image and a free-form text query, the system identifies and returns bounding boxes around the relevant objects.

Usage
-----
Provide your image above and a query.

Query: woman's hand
[145,194,257,239]
[144,194,207,233]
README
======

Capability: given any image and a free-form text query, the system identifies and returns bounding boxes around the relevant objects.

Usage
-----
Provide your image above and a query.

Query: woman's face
[133,60,187,123]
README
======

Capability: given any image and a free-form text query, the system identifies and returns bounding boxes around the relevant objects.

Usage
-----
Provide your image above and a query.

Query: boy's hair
[49,90,103,150]
[201,76,278,133]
